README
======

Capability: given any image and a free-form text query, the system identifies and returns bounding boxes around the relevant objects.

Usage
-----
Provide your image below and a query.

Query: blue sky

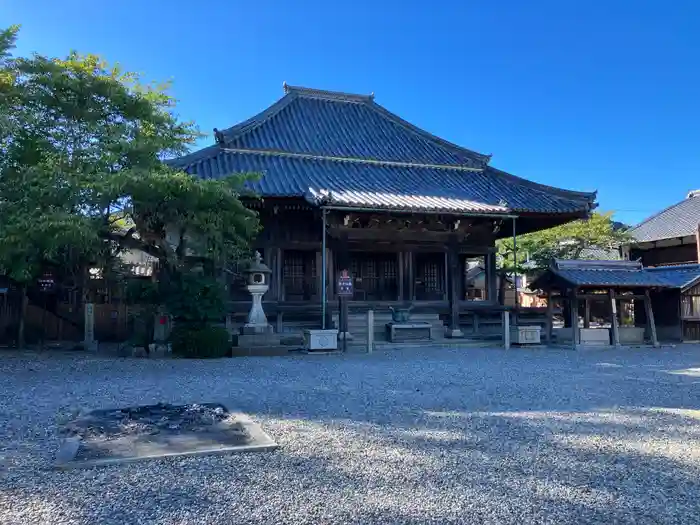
[3,1,699,225]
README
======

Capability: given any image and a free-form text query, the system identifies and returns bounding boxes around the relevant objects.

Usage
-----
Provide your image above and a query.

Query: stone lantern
[241,251,273,334]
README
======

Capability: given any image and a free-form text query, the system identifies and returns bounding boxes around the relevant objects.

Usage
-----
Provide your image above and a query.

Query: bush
[170,324,231,359]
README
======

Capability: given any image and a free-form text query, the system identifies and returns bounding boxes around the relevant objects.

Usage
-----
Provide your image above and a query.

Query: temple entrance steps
[333,312,445,343]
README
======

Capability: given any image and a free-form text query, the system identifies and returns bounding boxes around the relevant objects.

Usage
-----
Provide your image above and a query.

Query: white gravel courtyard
[2,346,700,524]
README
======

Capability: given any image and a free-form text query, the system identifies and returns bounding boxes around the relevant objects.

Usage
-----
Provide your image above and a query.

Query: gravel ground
[2,346,700,524]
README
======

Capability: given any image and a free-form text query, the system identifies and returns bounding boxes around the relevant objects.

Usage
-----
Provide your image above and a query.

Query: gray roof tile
[647,264,700,290]
[629,191,700,242]
[535,259,700,289]
[169,85,596,215]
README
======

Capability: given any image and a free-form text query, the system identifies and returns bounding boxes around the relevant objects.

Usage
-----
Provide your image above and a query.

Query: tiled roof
[629,191,700,242]
[170,84,596,215]
[647,264,700,290]
[545,260,669,288]
[534,259,700,289]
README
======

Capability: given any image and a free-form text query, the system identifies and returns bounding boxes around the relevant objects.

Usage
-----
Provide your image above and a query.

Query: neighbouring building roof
[628,190,700,243]
[169,84,596,217]
[529,259,700,290]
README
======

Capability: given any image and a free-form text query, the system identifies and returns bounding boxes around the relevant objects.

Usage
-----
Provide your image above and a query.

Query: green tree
[498,212,628,272]
[0,25,258,347]
[495,212,628,304]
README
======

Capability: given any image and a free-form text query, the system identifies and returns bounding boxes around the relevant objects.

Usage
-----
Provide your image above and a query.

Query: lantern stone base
[236,333,281,348]
[240,324,274,335]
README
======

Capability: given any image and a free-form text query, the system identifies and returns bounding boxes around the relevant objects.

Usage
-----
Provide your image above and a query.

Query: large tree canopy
[497,211,629,272]
[0,25,259,346]
[0,25,258,277]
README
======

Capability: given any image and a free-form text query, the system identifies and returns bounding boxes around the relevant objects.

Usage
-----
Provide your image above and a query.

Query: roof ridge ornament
[282,83,374,102]
[213,128,225,146]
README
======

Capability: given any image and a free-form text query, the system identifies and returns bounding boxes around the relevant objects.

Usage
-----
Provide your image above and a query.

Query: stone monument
[237,252,280,347]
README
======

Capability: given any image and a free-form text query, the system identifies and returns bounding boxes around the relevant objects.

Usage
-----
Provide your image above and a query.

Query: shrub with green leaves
[170,324,230,359]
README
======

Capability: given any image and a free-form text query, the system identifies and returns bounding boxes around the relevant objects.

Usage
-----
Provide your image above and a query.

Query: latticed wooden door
[347,253,398,300]
[415,253,445,300]
[283,250,316,300]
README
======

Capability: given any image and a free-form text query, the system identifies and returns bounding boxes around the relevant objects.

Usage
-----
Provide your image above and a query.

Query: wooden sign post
[337,269,354,352]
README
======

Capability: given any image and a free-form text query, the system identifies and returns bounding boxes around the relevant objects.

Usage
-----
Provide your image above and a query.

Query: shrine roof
[531,259,700,290]
[169,84,597,216]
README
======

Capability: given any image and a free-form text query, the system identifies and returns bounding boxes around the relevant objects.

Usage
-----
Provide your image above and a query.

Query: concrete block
[579,328,610,346]
[510,326,541,345]
[619,327,645,344]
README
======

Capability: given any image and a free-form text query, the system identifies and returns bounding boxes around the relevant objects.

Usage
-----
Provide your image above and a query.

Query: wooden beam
[644,289,659,347]
[610,289,621,348]
[545,289,554,343]
[576,293,647,301]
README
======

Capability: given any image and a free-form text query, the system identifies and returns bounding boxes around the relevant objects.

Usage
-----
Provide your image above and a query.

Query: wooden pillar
[278,248,285,301]
[644,289,659,347]
[367,309,374,354]
[610,289,621,348]
[696,222,700,264]
[486,252,497,302]
[265,249,277,299]
[443,252,449,302]
[570,290,579,349]
[584,299,591,329]
[545,289,554,343]
[446,241,463,337]
[327,247,335,302]
[313,250,322,301]
[397,252,404,301]
[407,250,415,301]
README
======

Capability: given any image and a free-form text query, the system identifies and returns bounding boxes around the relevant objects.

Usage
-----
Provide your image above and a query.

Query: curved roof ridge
[364,99,491,166]
[485,166,596,206]
[283,83,374,103]
[176,85,493,170]
[218,92,296,140]
[170,91,299,169]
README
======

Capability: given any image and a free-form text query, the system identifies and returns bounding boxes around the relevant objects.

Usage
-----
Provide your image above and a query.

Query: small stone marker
[84,303,97,351]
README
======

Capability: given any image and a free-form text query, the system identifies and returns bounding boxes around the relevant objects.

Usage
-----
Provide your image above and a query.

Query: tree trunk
[18,285,28,349]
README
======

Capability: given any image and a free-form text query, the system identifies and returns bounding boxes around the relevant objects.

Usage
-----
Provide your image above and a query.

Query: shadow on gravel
[3,347,700,523]
[27,407,696,524]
